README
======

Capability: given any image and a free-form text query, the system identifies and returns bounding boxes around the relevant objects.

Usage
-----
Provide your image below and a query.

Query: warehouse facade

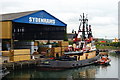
[0,10,67,51]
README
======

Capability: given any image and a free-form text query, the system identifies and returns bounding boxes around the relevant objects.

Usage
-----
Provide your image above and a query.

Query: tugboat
[37,13,100,70]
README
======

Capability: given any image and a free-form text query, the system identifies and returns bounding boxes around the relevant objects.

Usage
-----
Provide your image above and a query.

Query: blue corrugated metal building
[1,10,67,40]
[1,10,67,51]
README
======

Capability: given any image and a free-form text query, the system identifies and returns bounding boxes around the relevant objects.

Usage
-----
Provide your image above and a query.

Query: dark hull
[37,54,100,70]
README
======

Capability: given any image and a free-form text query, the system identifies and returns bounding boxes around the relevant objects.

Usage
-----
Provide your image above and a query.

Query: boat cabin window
[74,56,77,60]
[56,53,59,58]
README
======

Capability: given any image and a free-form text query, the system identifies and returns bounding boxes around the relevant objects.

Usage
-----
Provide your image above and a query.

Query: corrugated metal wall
[12,22,66,40]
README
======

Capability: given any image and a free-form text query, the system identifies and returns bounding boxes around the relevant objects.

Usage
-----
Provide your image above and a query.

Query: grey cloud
[0,0,119,39]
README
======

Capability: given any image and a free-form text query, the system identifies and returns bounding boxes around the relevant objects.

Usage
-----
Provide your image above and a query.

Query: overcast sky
[0,0,119,39]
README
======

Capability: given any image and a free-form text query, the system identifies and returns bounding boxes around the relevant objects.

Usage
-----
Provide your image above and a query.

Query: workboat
[95,56,111,65]
[37,13,100,70]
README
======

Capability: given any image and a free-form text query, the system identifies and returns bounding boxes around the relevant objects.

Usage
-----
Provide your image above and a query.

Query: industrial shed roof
[0,10,39,21]
[0,10,67,26]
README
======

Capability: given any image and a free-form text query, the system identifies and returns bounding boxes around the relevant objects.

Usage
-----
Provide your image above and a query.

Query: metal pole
[82,13,85,41]
[10,22,13,50]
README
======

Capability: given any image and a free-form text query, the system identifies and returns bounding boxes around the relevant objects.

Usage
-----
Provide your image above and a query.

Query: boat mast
[80,13,88,41]
[74,13,89,42]
[82,13,86,41]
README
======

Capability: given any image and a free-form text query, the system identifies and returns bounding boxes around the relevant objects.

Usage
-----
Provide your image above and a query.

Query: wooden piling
[2,59,42,71]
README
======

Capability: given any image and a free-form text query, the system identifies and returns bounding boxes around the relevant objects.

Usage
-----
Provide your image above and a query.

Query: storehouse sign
[13,10,66,26]
[29,17,55,24]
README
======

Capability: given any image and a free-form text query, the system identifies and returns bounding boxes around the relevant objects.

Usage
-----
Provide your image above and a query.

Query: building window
[17,29,19,32]
[14,29,16,32]
[22,27,24,32]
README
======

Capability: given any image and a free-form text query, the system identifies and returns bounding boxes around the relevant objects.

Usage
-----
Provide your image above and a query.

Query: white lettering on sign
[29,17,55,24]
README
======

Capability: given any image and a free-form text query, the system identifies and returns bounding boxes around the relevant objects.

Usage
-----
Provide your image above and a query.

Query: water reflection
[2,65,111,79]
[2,53,119,79]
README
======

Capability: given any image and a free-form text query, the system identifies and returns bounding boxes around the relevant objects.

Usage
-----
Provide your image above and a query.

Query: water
[1,53,120,80]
